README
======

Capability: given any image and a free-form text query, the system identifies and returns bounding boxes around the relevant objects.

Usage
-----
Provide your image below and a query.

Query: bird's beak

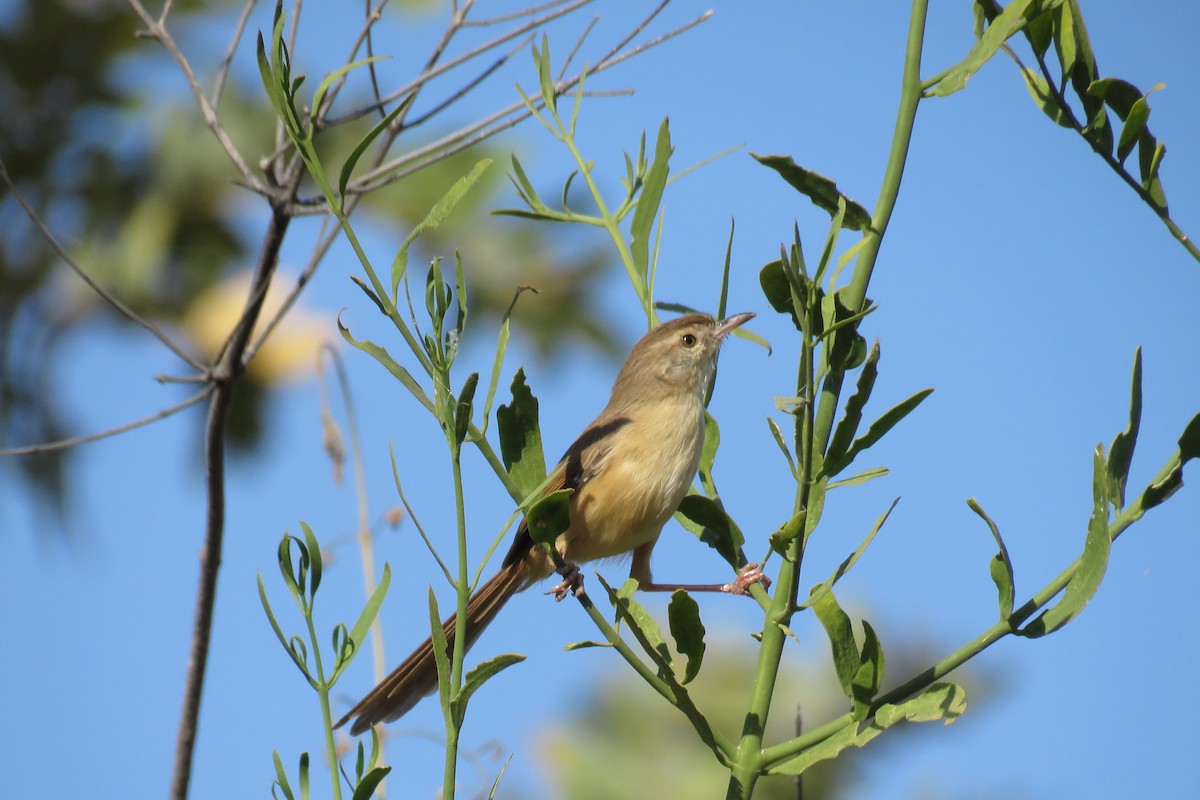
[714,311,755,339]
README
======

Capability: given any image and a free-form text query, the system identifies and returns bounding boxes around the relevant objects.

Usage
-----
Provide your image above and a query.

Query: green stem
[303,609,341,800]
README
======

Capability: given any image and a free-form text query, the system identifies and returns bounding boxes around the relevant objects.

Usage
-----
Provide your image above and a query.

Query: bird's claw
[546,561,585,601]
[722,563,770,596]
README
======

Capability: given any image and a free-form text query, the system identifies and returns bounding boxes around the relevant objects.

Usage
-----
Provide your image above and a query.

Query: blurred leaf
[851,620,885,720]
[1017,66,1073,127]
[750,154,873,231]
[496,368,547,496]
[427,587,452,718]
[350,766,392,800]
[454,372,479,448]
[668,590,706,684]
[697,410,721,498]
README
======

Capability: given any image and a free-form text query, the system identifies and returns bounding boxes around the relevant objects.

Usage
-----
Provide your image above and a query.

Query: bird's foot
[721,563,770,596]
[546,561,585,601]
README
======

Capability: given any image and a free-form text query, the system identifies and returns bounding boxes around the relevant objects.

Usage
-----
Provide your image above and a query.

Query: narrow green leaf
[597,574,673,669]
[427,588,452,717]
[338,314,434,413]
[1138,413,1200,511]
[809,585,859,697]
[1106,348,1142,510]
[668,590,707,684]
[350,766,392,800]
[630,118,673,277]
[564,640,613,651]
[391,159,492,301]
[851,620,885,720]
[311,56,389,127]
[455,372,479,448]
[768,510,807,559]
[932,0,1036,97]
[826,466,890,490]
[338,95,409,197]
[481,286,536,436]
[750,154,873,231]
[1021,446,1112,637]
[272,751,296,800]
[676,494,744,567]
[759,259,804,331]
[967,498,1014,620]
[535,35,556,114]
[801,498,898,609]
[1116,95,1151,164]
[258,574,313,682]
[825,341,881,472]
[496,368,547,496]
[526,489,573,548]
[451,654,527,727]
[332,564,391,682]
[697,410,720,498]
[767,417,798,479]
[298,752,310,800]
[832,388,934,477]
[298,522,322,598]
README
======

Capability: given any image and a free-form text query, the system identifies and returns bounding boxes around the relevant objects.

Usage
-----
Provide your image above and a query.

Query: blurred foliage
[0,0,623,524]
[529,632,999,800]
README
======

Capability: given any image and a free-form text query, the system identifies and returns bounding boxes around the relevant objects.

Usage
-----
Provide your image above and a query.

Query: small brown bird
[336,312,762,734]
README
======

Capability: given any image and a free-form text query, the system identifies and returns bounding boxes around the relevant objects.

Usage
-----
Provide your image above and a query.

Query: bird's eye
[680,333,697,348]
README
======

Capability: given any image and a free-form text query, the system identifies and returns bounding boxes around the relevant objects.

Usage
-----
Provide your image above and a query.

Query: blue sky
[3,1,1198,798]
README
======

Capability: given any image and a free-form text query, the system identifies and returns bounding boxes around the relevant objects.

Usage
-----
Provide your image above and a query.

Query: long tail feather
[336,563,527,735]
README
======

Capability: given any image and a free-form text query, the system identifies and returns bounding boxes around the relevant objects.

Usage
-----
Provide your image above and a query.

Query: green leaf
[391,159,492,302]
[563,640,613,651]
[1017,66,1073,127]
[338,314,434,414]
[967,498,1014,620]
[298,752,310,800]
[427,588,452,717]
[826,466,890,490]
[258,573,313,684]
[454,372,479,448]
[826,388,934,478]
[451,654,527,727]
[697,410,720,498]
[933,0,1036,97]
[1138,412,1200,511]
[668,590,707,684]
[851,620,885,720]
[1106,348,1142,510]
[597,574,673,669]
[481,286,536,437]
[535,34,556,114]
[350,766,392,800]
[272,751,295,800]
[676,494,744,567]
[496,368,547,496]
[630,119,673,277]
[338,95,410,197]
[809,585,859,698]
[526,489,573,548]
[750,154,873,231]
[770,683,966,775]
[767,418,798,479]
[825,341,881,471]
[332,564,391,682]
[759,259,805,331]
[768,510,807,559]
[1116,86,1161,164]
[1021,446,1112,637]
[298,522,322,598]
[801,498,898,609]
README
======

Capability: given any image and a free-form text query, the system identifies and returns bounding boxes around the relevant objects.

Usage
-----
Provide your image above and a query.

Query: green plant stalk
[439,436,470,800]
[302,603,342,800]
[757,489,1152,771]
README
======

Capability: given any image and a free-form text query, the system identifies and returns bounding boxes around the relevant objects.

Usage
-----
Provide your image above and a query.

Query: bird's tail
[335,562,528,735]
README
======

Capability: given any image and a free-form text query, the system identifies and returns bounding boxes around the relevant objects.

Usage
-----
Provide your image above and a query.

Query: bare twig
[0,387,213,457]
[125,0,268,195]
[171,205,292,800]
[211,0,259,110]
[0,157,204,373]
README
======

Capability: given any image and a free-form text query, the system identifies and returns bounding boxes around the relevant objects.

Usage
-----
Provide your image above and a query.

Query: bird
[336,312,762,735]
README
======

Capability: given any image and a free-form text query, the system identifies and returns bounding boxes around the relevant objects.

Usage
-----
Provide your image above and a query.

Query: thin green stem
[303,608,342,800]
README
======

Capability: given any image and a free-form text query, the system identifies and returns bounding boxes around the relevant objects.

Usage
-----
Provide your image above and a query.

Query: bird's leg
[546,561,585,601]
[638,563,771,596]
